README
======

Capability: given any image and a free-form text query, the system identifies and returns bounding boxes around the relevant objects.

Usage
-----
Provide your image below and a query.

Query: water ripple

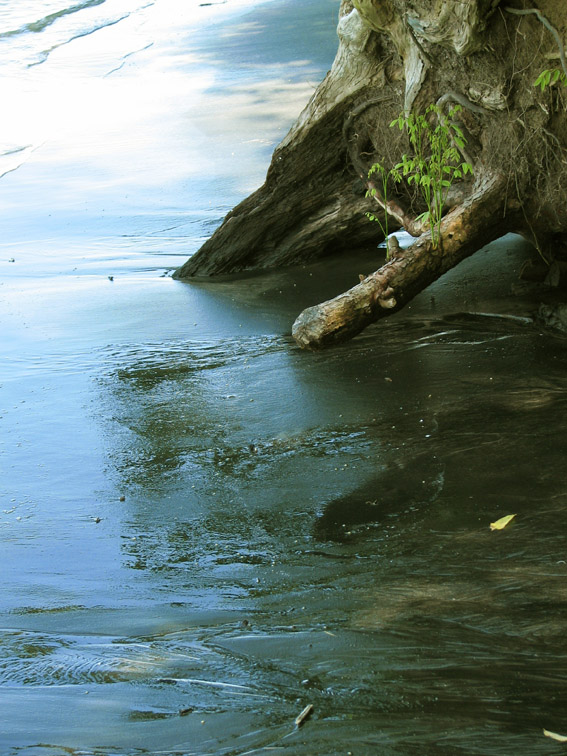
[0,629,202,687]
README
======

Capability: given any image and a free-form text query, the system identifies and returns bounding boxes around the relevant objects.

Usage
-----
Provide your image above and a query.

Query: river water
[2,1,567,754]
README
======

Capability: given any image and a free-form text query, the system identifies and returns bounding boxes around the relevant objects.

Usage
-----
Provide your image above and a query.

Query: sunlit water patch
[0,0,340,255]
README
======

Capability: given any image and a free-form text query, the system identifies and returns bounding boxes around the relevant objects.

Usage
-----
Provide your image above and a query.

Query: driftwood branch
[292,173,508,349]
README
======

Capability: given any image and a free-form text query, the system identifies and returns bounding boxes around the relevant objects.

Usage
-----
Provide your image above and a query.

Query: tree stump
[174,0,567,348]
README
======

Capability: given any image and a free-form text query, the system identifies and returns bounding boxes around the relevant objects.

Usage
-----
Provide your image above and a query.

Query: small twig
[366,178,426,237]
[503,6,567,79]
[342,96,393,146]
[342,96,396,179]
[295,704,314,728]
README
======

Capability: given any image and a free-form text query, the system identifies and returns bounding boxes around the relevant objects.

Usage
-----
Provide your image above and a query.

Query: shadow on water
[313,451,445,542]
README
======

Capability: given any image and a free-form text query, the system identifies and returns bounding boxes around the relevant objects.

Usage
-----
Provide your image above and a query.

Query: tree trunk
[174,0,567,347]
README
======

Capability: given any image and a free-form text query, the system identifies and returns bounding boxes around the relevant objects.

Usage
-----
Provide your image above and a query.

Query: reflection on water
[0,0,339,254]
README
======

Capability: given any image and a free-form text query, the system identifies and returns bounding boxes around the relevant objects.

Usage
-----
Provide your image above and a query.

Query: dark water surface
[2,2,567,755]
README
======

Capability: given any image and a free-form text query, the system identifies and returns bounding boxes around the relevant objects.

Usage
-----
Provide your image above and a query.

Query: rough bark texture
[173,3,395,277]
[292,173,509,348]
[174,0,567,347]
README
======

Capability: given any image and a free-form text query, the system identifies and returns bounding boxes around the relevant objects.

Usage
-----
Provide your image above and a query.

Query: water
[2,1,567,754]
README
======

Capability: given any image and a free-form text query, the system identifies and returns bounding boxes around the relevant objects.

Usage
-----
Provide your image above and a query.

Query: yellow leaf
[543,728,567,742]
[489,514,517,531]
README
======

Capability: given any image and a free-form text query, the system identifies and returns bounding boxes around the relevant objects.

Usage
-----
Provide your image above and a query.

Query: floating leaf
[490,514,517,531]
[543,728,567,742]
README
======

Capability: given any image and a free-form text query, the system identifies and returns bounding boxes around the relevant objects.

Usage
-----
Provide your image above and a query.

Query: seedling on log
[367,104,473,252]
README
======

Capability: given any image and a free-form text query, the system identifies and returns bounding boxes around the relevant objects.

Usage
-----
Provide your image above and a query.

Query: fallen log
[292,173,509,349]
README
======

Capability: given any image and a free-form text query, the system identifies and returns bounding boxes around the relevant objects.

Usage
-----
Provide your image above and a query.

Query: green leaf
[368,162,386,178]
[389,116,404,130]
[534,69,552,91]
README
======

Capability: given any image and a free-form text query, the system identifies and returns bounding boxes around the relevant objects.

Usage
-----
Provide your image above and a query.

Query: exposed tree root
[503,7,567,79]
[292,173,508,349]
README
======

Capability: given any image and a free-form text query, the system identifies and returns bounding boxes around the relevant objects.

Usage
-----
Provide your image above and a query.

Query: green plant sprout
[367,104,473,250]
[534,68,567,91]
[365,161,401,259]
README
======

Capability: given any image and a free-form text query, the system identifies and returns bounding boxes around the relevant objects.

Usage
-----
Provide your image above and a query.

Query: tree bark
[174,0,567,347]
[173,4,395,277]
